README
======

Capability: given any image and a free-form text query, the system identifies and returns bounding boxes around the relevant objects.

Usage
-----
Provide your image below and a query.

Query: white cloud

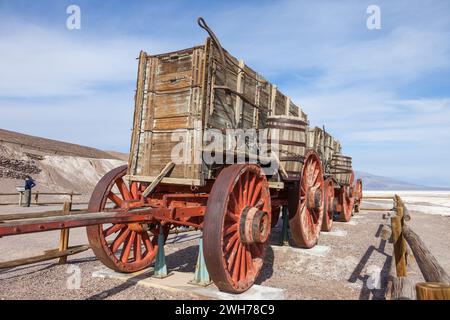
[0,18,172,97]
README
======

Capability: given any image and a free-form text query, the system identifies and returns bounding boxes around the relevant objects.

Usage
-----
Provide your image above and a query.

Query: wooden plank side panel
[131,46,205,184]
[128,51,147,175]
[274,90,287,116]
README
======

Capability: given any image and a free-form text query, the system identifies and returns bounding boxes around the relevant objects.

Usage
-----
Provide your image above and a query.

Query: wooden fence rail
[387,195,450,300]
[0,203,196,270]
[0,191,86,206]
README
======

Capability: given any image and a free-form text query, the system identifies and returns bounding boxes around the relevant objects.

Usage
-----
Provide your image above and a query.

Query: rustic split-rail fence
[362,195,450,300]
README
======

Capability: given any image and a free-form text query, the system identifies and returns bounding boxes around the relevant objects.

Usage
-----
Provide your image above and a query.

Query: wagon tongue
[0,207,157,237]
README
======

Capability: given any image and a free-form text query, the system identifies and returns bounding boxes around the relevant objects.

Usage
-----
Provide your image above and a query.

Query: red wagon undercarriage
[0,154,363,294]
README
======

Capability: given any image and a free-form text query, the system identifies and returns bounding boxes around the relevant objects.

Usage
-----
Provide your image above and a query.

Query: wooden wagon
[306,126,363,231]
[0,19,362,293]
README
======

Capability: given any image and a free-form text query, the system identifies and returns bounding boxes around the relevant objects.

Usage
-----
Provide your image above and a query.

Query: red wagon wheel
[321,177,335,232]
[86,165,168,273]
[288,150,324,248]
[203,164,272,293]
[337,171,355,222]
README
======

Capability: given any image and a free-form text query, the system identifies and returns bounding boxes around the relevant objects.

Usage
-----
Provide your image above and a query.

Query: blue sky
[0,0,449,186]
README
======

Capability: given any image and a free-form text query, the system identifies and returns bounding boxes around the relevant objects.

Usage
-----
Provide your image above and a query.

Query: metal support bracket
[280,206,289,246]
[152,230,172,279]
[189,237,212,286]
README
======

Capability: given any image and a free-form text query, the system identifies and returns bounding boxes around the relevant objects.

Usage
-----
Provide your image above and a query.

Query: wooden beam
[0,209,87,222]
[416,282,450,300]
[142,162,175,197]
[285,96,290,116]
[380,224,392,241]
[387,252,416,300]
[0,245,90,269]
[234,59,245,126]
[0,208,158,237]
[58,202,72,264]
[392,195,407,277]
[270,85,277,115]
[402,223,450,284]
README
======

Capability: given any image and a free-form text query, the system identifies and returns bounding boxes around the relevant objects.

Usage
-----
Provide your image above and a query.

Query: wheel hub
[239,206,270,244]
[307,186,323,211]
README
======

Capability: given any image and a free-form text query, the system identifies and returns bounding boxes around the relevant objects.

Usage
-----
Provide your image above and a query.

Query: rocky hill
[0,129,126,195]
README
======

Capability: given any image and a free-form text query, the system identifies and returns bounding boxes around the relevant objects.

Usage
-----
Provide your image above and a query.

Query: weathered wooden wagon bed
[0,18,362,294]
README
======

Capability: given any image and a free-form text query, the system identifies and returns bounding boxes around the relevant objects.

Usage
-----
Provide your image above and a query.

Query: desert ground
[0,191,448,300]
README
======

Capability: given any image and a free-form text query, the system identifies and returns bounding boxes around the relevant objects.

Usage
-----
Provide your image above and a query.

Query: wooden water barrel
[266,115,307,181]
[329,154,353,185]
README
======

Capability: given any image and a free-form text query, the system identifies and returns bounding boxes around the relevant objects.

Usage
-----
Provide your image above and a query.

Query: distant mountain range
[354,171,450,191]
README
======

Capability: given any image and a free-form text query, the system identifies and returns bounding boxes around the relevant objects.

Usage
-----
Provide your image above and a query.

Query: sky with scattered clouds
[0,0,449,186]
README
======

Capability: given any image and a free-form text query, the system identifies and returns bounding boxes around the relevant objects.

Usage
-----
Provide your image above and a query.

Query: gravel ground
[1,197,449,300]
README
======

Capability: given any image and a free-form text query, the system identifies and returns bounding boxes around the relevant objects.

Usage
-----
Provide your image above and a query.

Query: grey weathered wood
[0,209,87,221]
[391,277,416,300]
[0,245,90,269]
[58,202,72,264]
[387,252,416,300]
[381,224,392,241]
[402,223,450,284]
[392,195,407,277]
[142,162,175,197]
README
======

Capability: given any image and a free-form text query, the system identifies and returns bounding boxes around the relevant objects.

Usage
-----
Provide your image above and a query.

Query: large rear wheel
[288,150,324,248]
[337,171,355,222]
[203,164,272,293]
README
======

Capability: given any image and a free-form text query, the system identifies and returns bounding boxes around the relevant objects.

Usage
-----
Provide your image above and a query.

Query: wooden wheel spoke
[239,245,246,280]
[141,231,154,255]
[250,181,262,206]
[115,178,132,201]
[110,227,131,253]
[245,247,253,275]
[226,239,240,270]
[130,182,139,199]
[108,192,123,207]
[232,244,243,283]
[243,171,250,206]
[103,223,125,237]
[224,224,238,236]
[134,233,142,262]
[225,232,239,252]
[247,173,256,204]
[120,231,136,263]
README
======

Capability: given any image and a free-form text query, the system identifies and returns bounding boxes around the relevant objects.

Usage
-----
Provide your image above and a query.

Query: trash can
[24,188,32,207]
[16,187,25,206]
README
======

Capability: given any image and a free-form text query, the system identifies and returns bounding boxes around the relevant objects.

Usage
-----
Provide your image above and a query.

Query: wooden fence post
[392,195,407,277]
[58,202,72,264]
[416,282,450,300]
[34,191,39,205]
